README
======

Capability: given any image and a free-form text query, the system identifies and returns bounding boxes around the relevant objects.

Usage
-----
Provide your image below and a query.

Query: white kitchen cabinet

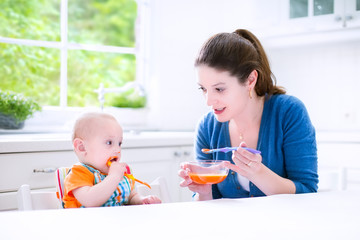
[0,132,195,211]
[317,131,360,191]
[253,0,360,48]
[281,0,360,31]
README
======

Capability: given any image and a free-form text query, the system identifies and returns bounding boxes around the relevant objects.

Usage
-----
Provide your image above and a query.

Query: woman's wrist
[247,162,265,182]
[195,186,213,201]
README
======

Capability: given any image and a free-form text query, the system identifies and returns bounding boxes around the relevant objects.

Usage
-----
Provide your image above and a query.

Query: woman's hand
[223,142,263,179]
[178,162,212,200]
[225,142,297,196]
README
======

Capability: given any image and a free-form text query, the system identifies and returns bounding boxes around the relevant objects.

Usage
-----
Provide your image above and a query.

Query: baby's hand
[108,161,128,182]
[142,195,162,204]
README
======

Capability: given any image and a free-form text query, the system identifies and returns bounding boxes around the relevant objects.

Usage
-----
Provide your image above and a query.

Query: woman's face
[197,65,250,122]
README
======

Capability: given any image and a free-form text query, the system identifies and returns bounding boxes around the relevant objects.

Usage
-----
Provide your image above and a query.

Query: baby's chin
[80,159,108,173]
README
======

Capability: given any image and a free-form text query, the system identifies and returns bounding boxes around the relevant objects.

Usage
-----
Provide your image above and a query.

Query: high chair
[136,176,171,203]
[17,166,171,210]
[55,167,71,207]
[17,184,60,210]
[55,167,172,204]
[17,167,70,210]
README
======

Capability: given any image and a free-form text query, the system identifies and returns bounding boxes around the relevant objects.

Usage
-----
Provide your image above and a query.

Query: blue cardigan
[195,94,318,198]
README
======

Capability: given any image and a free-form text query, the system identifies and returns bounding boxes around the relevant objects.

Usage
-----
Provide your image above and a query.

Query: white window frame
[0,0,150,132]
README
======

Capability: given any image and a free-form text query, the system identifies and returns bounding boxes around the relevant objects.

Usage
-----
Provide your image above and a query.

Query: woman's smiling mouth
[214,107,225,114]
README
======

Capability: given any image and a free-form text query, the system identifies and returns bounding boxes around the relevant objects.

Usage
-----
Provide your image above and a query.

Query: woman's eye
[215,88,225,92]
[198,86,206,93]
[106,141,112,145]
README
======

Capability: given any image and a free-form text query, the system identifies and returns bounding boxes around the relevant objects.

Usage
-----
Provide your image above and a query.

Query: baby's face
[82,117,123,173]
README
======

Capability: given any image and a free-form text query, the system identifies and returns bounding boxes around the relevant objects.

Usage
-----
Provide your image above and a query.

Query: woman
[179,29,318,200]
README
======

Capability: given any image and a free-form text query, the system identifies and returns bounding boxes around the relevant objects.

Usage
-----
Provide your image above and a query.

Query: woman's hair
[195,29,285,96]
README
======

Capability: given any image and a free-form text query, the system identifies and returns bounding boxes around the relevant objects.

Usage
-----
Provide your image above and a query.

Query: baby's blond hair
[72,112,117,141]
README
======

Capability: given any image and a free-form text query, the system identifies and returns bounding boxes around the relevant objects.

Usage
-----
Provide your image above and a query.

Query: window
[0,0,146,109]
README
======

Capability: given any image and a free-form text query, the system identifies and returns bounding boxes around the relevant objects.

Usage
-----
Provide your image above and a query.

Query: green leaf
[0,90,42,123]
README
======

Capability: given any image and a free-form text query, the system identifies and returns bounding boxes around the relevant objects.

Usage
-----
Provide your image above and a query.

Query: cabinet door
[283,0,343,32]
[346,168,360,190]
[345,0,360,27]
[0,151,78,192]
[174,146,195,202]
[317,142,360,191]
[284,0,360,30]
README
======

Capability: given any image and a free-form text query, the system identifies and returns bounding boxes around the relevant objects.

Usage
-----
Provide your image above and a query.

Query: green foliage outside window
[0,0,145,108]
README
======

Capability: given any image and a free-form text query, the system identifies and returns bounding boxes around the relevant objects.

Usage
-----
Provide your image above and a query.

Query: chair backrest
[17,166,70,211]
[17,184,60,211]
[136,176,171,203]
[55,167,71,207]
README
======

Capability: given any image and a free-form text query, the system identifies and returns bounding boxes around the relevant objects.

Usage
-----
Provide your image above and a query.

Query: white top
[237,173,250,191]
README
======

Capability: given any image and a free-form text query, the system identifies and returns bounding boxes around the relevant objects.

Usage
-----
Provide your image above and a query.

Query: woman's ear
[247,70,258,88]
[73,138,86,156]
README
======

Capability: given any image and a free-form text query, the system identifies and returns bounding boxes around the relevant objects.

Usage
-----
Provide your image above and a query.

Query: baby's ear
[73,138,86,155]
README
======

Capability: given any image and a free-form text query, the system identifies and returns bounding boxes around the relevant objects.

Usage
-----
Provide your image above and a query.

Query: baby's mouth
[107,156,118,167]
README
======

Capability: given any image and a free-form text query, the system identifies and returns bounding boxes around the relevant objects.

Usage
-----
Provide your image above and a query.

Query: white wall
[146,0,360,132]
[146,0,253,131]
[268,41,360,131]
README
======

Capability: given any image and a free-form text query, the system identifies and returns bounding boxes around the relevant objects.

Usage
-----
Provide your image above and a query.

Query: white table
[1,190,359,240]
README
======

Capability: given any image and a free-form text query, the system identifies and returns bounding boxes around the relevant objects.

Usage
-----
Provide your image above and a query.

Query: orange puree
[189,173,227,184]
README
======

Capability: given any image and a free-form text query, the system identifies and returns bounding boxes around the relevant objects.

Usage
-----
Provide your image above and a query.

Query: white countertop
[0,131,195,153]
[0,190,359,240]
[1,129,360,154]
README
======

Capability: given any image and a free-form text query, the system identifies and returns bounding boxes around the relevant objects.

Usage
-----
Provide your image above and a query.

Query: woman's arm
[249,163,296,195]
[225,96,318,195]
[224,145,296,195]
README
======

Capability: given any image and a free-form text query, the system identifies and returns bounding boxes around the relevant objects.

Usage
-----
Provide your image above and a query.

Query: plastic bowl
[187,160,229,184]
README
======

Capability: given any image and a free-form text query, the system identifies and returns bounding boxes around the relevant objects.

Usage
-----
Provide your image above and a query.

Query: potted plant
[0,90,41,129]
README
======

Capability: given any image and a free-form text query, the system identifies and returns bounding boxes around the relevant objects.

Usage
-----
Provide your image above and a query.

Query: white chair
[18,171,171,210]
[17,167,69,211]
[17,184,61,211]
[136,176,171,203]
[318,166,347,191]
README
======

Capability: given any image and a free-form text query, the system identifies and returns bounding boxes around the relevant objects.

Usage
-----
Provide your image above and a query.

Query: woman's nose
[205,92,216,106]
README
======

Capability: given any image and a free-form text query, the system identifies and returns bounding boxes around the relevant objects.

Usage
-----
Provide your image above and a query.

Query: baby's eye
[119,141,122,147]
[106,140,112,145]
